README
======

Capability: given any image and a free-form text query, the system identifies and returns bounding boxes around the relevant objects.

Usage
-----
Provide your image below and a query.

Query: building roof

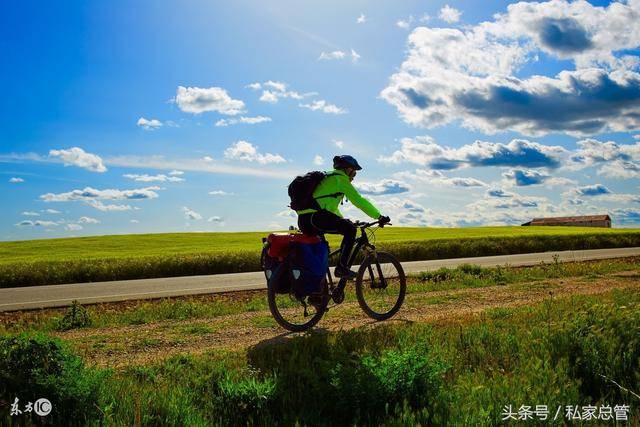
[529,215,611,223]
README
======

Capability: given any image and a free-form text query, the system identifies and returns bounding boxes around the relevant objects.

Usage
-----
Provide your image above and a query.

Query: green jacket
[297,169,381,219]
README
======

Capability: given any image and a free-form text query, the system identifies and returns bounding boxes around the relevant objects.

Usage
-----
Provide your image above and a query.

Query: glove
[378,215,391,225]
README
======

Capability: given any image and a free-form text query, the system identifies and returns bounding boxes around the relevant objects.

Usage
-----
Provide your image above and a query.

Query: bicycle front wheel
[355,251,406,320]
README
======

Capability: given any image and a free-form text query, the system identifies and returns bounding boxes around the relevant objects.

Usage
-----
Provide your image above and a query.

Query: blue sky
[2,0,640,240]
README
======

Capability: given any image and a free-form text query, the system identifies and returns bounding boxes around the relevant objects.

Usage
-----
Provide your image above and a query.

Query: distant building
[521,215,611,228]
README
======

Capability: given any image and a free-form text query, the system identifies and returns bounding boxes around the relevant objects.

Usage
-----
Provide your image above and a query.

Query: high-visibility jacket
[296,169,381,219]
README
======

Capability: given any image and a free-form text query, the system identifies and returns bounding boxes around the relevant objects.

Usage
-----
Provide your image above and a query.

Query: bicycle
[262,219,406,332]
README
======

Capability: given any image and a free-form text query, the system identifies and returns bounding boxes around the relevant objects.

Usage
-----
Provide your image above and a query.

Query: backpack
[288,171,341,211]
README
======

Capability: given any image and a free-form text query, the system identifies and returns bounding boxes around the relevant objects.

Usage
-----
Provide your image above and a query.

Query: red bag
[267,233,320,259]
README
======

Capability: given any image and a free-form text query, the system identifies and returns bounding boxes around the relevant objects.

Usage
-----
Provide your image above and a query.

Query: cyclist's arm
[339,178,381,219]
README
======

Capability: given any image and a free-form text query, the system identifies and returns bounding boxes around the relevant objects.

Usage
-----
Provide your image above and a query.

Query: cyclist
[297,155,390,279]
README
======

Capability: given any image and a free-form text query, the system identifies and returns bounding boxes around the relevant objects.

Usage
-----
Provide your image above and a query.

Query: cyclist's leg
[311,210,357,278]
[298,213,319,236]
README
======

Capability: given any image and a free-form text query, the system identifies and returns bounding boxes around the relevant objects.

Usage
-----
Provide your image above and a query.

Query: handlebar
[353,219,392,228]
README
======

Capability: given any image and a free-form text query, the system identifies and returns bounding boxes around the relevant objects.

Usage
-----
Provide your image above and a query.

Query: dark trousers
[298,210,357,269]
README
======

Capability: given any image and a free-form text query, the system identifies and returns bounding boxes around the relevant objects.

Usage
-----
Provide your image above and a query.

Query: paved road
[1,247,638,312]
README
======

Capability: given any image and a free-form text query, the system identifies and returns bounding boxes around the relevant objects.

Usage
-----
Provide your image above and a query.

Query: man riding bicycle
[296,155,390,279]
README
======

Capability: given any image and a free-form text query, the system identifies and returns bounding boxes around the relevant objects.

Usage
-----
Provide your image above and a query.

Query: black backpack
[288,171,326,211]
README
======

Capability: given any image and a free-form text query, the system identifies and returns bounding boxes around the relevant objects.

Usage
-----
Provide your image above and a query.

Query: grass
[1,226,639,288]
[2,256,637,335]
[4,285,639,425]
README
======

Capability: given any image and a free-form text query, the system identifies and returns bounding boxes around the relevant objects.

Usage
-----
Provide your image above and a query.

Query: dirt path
[56,271,640,368]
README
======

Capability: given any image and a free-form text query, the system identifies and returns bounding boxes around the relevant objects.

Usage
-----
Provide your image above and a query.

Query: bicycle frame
[324,221,382,301]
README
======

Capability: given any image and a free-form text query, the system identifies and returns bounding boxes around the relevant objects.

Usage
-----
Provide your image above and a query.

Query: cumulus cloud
[223,140,286,164]
[313,155,324,166]
[502,169,576,187]
[83,200,133,212]
[137,117,162,130]
[209,190,234,196]
[379,136,566,170]
[371,198,433,226]
[381,0,640,136]
[182,207,202,220]
[65,223,83,231]
[439,5,461,23]
[9,177,24,183]
[169,170,184,176]
[570,138,640,179]
[174,86,245,115]
[333,139,345,149]
[356,179,411,195]
[214,116,271,127]
[487,189,515,198]
[246,80,314,104]
[123,173,185,183]
[299,100,347,114]
[575,184,611,196]
[78,216,100,224]
[49,147,107,172]
[396,169,488,187]
[15,220,59,227]
[611,208,640,226]
[21,211,40,216]
[43,209,61,214]
[318,50,346,60]
[40,186,161,202]
[357,13,366,24]
[207,216,224,225]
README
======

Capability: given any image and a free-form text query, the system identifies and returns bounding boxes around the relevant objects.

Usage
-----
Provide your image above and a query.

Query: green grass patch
[2,257,637,335]
[5,286,638,424]
[1,227,639,287]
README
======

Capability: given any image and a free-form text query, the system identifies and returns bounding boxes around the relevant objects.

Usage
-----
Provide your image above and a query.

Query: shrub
[56,300,92,331]
[0,333,105,425]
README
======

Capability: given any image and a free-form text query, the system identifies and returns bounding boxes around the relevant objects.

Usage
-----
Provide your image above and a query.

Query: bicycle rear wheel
[355,251,406,320]
[267,265,329,332]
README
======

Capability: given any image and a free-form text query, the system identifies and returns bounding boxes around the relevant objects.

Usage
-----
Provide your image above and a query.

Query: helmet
[333,155,362,170]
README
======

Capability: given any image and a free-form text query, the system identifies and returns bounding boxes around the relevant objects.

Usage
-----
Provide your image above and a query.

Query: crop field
[1,257,639,424]
[1,226,639,288]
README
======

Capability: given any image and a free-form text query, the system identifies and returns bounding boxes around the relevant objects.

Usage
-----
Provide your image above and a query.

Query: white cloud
[78,216,100,224]
[207,216,224,225]
[49,147,107,173]
[43,209,61,214]
[65,223,83,231]
[21,211,39,216]
[502,169,576,187]
[169,170,183,176]
[215,115,271,127]
[83,200,134,212]
[209,190,234,196]
[382,0,640,136]
[380,136,566,170]
[356,179,411,195]
[333,139,345,149]
[569,138,640,179]
[299,100,347,114]
[439,5,461,23]
[137,117,163,130]
[15,220,59,227]
[202,156,214,162]
[223,140,286,164]
[41,186,161,202]
[313,155,324,166]
[357,13,367,24]
[396,19,412,30]
[130,219,140,223]
[174,86,245,115]
[9,177,24,183]
[247,80,313,104]
[182,206,202,220]
[350,49,361,63]
[319,50,346,60]
[123,173,185,183]
[396,169,488,188]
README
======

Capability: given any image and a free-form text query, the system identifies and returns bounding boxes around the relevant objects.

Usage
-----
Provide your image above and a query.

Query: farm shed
[521,215,611,228]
